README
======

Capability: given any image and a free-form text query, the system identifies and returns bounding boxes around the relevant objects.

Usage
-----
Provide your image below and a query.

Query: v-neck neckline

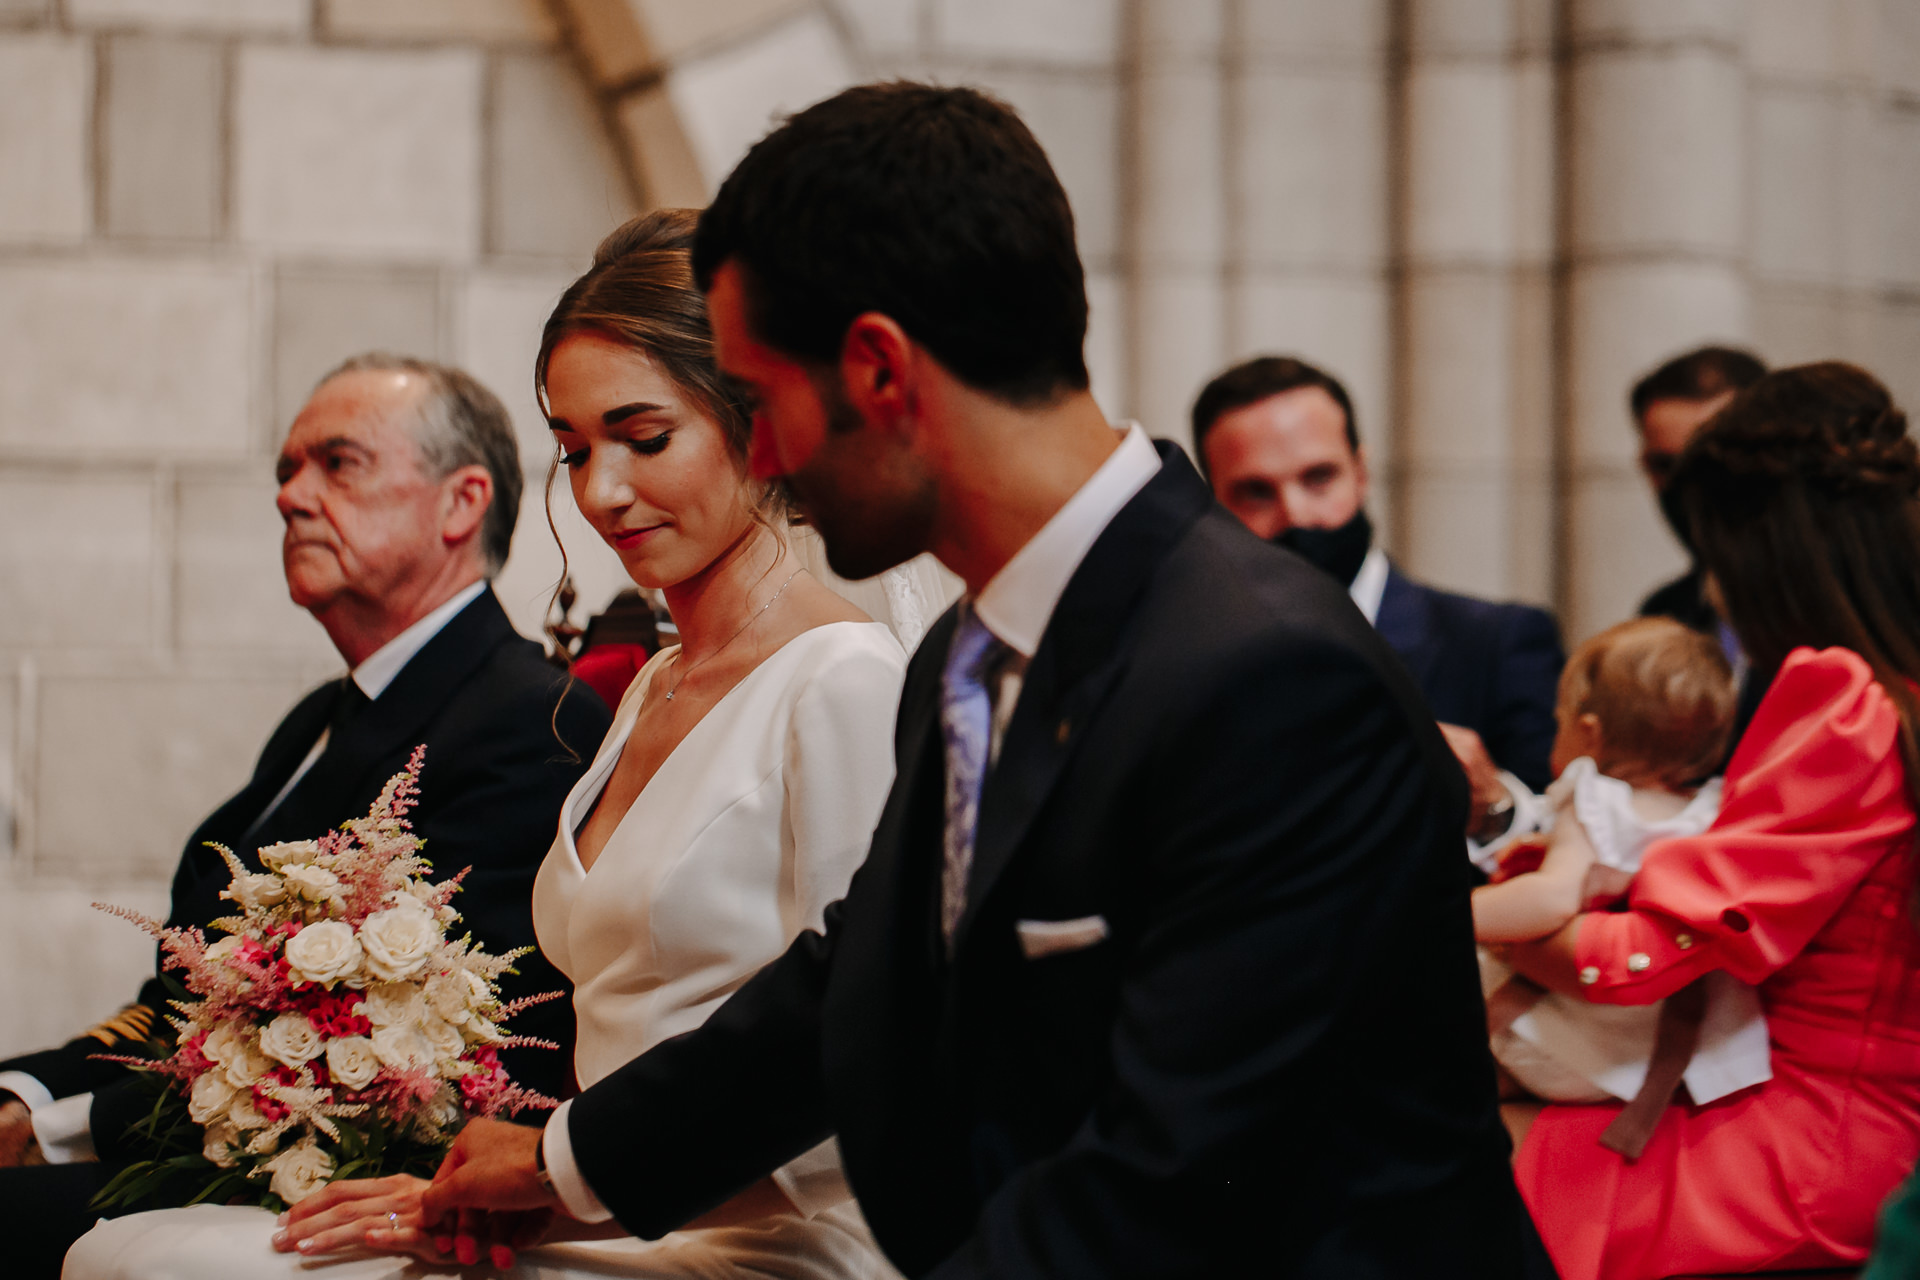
[560,620,881,876]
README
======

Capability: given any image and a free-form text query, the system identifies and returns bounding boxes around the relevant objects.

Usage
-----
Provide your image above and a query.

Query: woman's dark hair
[1670,361,1920,860]
[537,208,752,461]
[692,81,1090,407]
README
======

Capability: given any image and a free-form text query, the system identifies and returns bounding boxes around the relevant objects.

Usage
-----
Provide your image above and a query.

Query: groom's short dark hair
[692,81,1090,407]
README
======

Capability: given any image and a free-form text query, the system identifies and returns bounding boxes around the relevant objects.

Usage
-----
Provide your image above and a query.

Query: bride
[64,211,915,1280]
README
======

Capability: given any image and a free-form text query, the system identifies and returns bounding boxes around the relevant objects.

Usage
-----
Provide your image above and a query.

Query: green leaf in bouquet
[160,972,192,1005]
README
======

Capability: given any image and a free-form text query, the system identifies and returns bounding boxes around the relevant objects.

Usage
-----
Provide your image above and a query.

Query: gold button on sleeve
[1675,933,1694,950]
[1627,952,1652,973]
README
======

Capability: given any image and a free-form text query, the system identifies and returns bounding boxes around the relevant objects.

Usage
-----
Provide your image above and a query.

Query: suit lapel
[1372,566,1439,689]
[954,446,1214,951]
[266,588,517,840]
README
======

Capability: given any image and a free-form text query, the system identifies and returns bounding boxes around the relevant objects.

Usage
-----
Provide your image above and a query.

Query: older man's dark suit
[0,587,609,1277]
[564,449,1536,1277]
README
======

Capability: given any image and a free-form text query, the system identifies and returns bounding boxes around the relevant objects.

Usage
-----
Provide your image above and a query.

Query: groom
[424,83,1540,1276]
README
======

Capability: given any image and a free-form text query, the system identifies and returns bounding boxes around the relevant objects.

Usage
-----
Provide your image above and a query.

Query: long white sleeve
[769,636,905,1217]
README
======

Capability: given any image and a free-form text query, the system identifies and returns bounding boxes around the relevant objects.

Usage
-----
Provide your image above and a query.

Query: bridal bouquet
[94,746,558,1212]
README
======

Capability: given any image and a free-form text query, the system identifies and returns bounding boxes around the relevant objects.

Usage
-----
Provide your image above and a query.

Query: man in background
[1192,355,1564,834]
[0,354,608,1277]
[1629,346,1767,632]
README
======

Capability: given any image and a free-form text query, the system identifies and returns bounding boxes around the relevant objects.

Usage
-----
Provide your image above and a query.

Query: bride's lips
[610,523,667,550]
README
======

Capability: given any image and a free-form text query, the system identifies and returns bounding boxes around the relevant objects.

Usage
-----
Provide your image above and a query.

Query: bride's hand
[272,1173,447,1262]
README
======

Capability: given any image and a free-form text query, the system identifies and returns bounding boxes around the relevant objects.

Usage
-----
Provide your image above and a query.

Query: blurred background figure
[1193,356,1563,810]
[1629,346,1768,636]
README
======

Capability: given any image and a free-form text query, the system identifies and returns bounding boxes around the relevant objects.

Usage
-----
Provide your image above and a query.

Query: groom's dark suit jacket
[566,450,1536,1278]
[1,587,610,1147]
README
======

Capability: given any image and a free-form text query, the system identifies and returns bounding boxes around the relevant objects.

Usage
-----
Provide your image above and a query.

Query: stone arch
[550,0,862,209]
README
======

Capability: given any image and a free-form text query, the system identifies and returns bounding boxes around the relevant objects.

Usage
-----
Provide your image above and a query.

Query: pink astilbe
[494,989,567,1022]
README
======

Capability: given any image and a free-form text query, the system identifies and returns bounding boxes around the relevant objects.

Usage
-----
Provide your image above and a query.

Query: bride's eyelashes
[628,429,672,457]
[554,428,671,469]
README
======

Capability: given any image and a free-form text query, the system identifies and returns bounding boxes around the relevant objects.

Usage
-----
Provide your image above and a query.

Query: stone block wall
[2,0,1918,1054]
[0,0,637,1056]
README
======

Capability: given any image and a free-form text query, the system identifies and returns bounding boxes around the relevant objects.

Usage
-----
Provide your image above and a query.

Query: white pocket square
[1015,915,1110,959]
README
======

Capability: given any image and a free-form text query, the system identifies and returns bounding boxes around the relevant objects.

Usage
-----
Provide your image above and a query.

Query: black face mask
[1275,508,1373,588]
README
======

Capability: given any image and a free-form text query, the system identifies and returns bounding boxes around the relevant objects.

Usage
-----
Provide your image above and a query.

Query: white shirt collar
[350,580,488,700]
[1349,545,1390,626]
[972,423,1162,659]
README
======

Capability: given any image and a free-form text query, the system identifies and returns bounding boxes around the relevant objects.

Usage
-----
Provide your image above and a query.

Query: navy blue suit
[1373,566,1564,794]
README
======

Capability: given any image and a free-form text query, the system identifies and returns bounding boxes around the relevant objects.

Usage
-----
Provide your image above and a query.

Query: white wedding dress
[64,620,910,1280]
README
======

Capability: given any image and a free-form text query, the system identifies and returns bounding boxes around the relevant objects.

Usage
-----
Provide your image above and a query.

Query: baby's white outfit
[1484,757,1773,1106]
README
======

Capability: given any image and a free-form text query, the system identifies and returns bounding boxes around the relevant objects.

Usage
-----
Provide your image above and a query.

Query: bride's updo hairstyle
[535,208,780,519]
[1669,361,1920,851]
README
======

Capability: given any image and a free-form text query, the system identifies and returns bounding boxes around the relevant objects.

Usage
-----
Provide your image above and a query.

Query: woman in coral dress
[1508,362,1920,1279]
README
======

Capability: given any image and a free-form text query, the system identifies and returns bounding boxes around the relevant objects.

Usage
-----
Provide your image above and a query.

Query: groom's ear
[839,312,919,438]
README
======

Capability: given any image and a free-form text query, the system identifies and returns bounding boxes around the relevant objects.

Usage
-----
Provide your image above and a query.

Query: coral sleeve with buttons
[1572,646,1914,1005]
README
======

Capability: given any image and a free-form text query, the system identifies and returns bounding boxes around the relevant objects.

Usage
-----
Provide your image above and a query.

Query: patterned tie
[940,604,1006,948]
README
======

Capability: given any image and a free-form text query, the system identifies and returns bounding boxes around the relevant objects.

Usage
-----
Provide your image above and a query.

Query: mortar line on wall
[153,463,178,668]
[1548,0,1576,630]
[86,25,105,238]
[14,657,37,873]
[216,36,235,243]
[479,45,499,261]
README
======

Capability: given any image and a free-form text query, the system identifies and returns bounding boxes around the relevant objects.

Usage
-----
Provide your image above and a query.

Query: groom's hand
[420,1118,558,1267]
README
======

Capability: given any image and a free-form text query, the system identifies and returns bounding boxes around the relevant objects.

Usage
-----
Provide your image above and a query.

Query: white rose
[223,1042,272,1090]
[225,873,286,912]
[370,1023,432,1072]
[226,1092,266,1133]
[258,840,321,870]
[187,1070,237,1125]
[361,982,425,1029]
[263,1138,333,1205]
[259,1011,324,1068]
[358,907,442,982]
[203,935,243,966]
[325,1035,381,1091]
[464,1017,506,1045]
[283,921,363,987]
[425,969,483,1025]
[424,1087,463,1131]
[281,864,341,901]
[202,1121,241,1169]
[417,1013,465,1064]
[202,1023,244,1064]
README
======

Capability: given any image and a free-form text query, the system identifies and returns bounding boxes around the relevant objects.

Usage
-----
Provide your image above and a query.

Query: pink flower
[253,1087,290,1123]
[183,1031,213,1069]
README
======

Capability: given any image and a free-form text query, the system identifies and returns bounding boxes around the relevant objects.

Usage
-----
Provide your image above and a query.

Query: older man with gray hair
[0,354,610,1279]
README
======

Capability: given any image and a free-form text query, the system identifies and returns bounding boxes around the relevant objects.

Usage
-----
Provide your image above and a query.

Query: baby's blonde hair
[1559,617,1737,789]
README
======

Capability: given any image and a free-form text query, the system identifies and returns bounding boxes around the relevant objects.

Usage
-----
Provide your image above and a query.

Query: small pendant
[664,690,675,700]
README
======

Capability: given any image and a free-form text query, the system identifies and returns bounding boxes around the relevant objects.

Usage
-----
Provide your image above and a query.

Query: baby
[1475,616,1771,1107]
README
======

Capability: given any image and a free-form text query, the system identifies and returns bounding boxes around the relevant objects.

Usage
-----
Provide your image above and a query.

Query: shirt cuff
[543,1099,614,1225]
[1467,771,1550,873]
[770,1137,853,1220]
[30,1091,95,1164]
[0,1071,54,1113]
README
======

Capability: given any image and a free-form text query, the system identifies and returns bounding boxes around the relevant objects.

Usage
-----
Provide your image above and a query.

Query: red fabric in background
[572,643,651,711]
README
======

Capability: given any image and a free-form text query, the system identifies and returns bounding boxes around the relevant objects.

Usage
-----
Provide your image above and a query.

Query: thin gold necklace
[662,567,803,702]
